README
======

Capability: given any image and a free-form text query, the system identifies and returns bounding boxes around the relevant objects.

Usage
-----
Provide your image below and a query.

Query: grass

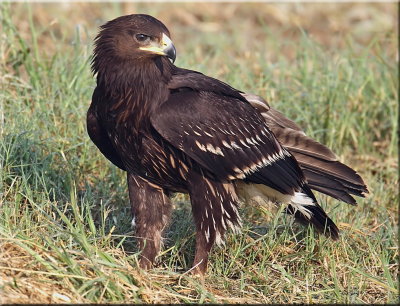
[0,2,398,304]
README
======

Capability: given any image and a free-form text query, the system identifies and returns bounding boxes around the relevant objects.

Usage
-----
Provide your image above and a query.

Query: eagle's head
[92,14,176,74]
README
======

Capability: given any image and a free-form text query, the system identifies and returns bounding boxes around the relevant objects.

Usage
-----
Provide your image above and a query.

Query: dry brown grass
[7,2,397,55]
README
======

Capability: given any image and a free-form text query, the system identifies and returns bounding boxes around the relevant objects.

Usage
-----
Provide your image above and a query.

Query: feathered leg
[127,173,172,269]
[188,172,242,274]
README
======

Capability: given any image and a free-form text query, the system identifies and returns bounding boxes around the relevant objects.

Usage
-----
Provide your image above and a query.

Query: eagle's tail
[286,186,340,240]
[291,153,368,205]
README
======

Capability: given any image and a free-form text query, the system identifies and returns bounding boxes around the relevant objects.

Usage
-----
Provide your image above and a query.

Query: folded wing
[151,89,305,196]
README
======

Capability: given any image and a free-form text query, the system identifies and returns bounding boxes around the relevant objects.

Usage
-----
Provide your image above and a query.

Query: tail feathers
[294,149,369,204]
[308,183,358,205]
[257,103,368,205]
[285,185,340,240]
[302,165,368,195]
[286,198,339,240]
[293,151,368,189]
[271,128,369,205]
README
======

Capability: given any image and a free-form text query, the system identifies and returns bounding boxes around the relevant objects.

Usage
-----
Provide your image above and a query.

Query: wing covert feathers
[151,89,307,196]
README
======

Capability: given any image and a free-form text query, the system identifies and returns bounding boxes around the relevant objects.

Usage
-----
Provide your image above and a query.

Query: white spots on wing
[218,127,234,136]
[158,147,167,158]
[195,140,224,156]
[230,149,288,179]
[260,128,268,136]
[283,148,291,157]
[231,141,241,149]
[216,139,239,150]
[239,139,250,148]
[179,160,189,172]
[237,173,246,179]
[255,134,263,143]
[152,167,161,178]
[230,171,246,179]
[261,126,272,137]
[169,154,176,168]
[261,156,269,165]
[195,140,207,152]
[178,168,187,179]
[242,126,250,134]
[147,180,163,190]
[178,160,189,179]
[246,137,258,146]
[241,166,251,174]
[222,140,232,149]
[206,143,224,156]
[233,167,242,174]
[188,124,215,137]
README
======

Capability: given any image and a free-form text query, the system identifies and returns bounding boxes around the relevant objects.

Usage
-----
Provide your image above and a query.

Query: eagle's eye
[135,33,150,43]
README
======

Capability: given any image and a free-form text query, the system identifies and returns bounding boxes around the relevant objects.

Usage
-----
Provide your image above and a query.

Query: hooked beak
[139,33,176,63]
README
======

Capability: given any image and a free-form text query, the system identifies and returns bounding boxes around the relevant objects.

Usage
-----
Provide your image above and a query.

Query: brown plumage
[87,14,368,274]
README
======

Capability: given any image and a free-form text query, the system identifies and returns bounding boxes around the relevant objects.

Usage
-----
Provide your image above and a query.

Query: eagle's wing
[243,93,369,205]
[151,70,339,239]
[152,71,306,196]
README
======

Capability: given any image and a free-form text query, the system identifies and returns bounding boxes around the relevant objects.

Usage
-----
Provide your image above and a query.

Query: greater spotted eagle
[87,14,368,274]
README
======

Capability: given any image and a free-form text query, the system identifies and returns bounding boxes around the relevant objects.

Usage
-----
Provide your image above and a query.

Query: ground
[0,2,398,304]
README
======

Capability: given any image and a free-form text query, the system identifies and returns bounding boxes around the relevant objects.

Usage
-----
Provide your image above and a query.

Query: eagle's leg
[127,173,172,269]
[188,172,242,274]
